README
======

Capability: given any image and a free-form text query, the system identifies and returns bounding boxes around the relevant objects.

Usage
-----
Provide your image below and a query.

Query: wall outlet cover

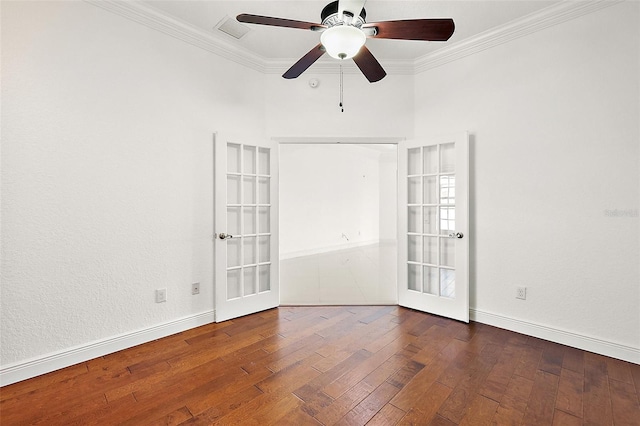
[156,289,167,303]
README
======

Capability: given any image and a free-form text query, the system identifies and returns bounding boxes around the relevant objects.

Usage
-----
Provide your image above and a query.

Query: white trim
[280,239,381,260]
[3,307,636,386]
[84,0,621,78]
[0,310,215,387]
[470,308,640,365]
[274,136,404,144]
[84,0,265,73]
[414,0,622,73]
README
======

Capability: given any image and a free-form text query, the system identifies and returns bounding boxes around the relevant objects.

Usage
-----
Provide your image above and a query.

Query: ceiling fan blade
[237,14,324,31]
[363,18,455,41]
[338,0,366,19]
[352,45,386,83]
[283,44,326,79]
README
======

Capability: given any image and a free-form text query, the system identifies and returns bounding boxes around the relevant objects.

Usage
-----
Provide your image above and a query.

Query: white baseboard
[4,307,636,386]
[0,310,215,386]
[470,308,640,364]
[280,239,381,260]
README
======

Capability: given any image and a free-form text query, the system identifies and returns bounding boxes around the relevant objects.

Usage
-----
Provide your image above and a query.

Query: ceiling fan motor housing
[321,1,367,28]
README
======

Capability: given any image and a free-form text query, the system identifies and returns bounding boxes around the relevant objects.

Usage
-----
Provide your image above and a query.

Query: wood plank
[1,306,636,426]
[609,378,640,426]
[606,358,635,385]
[268,405,322,425]
[0,362,89,401]
[367,403,406,425]
[453,321,481,342]
[67,391,139,426]
[323,334,408,399]
[359,305,397,324]
[428,414,458,426]
[632,363,640,407]
[583,352,614,425]
[397,407,433,425]
[386,360,426,390]
[0,379,109,425]
[552,409,582,426]
[394,382,452,425]
[335,382,401,425]
[314,381,374,425]
[147,406,193,426]
[390,350,459,412]
[478,342,523,402]
[562,346,585,374]
[182,384,264,424]
[294,349,372,416]
[522,370,560,426]
[210,362,323,424]
[436,349,476,388]
[458,394,499,426]
[514,345,544,381]
[555,368,583,418]
[437,345,496,423]
[491,375,535,425]
[538,342,565,376]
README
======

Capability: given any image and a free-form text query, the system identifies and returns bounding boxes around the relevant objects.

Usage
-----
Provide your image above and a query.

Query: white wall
[266,71,414,139]
[414,2,639,352]
[2,0,638,384]
[280,144,388,257]
[1,1,265,370]
[379,150,397,242]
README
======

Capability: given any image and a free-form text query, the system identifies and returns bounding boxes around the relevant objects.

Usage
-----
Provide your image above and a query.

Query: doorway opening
[279,143,398,305]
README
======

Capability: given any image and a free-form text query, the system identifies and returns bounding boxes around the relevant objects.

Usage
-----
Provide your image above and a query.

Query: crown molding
[85,0,266,73]
[86,0,622,78]
[414,0,623,73]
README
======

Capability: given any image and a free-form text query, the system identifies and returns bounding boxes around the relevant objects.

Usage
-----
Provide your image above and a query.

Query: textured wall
[2,0,638,373]
[279,144,394,257]
[265,72,414,139]
[413,2,640,349]
[1,1,265,365]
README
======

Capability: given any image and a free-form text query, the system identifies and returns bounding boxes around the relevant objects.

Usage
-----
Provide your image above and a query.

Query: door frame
[214,134,470,321]
[274,137,404,306]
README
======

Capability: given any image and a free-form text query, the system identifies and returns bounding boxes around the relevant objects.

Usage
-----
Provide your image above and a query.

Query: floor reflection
[280,242,397,305]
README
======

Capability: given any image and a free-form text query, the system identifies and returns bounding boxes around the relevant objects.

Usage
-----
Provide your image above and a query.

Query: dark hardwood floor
[1,306,639,425]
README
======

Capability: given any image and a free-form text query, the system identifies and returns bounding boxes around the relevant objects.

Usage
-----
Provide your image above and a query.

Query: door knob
[448,232,464,239]
[218,233,234,240]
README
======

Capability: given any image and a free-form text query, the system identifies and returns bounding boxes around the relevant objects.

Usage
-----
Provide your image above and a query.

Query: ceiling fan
[237,0,455,83]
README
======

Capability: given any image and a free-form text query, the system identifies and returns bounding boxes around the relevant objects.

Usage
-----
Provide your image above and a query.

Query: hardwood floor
[1,306,639,425]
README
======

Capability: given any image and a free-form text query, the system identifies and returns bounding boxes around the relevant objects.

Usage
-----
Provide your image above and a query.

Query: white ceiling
[142,0,561,62]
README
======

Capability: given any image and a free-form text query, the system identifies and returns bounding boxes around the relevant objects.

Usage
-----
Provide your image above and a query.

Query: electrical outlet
[516,286,527,300]
[192,282,200,295]
[156,288,167,303]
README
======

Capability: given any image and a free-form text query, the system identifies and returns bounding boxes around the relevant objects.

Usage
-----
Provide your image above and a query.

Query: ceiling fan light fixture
[320,25,366,60]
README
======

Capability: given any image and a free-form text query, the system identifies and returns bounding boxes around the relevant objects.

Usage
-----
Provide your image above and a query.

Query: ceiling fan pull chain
[339,63,344,112]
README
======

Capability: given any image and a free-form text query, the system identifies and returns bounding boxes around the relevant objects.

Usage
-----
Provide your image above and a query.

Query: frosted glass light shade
[320,25,366,60]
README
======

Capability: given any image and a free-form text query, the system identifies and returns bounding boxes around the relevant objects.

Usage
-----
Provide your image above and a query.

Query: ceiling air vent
[216,16,250,40]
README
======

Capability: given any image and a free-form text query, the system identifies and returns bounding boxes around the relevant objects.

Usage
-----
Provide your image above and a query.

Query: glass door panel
[215,135,279,322]
[226,142,270,299]
[398,133,469,322]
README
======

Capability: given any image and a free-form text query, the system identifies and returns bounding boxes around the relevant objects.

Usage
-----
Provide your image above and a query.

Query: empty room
[1,0,638,425]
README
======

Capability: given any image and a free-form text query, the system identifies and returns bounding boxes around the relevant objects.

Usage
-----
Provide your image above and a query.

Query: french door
[214,134,279,322]
[398,133,469,322]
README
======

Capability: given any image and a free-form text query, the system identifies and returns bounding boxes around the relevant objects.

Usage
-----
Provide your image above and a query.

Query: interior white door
[214,134,279,322]
[398,132,469,322]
